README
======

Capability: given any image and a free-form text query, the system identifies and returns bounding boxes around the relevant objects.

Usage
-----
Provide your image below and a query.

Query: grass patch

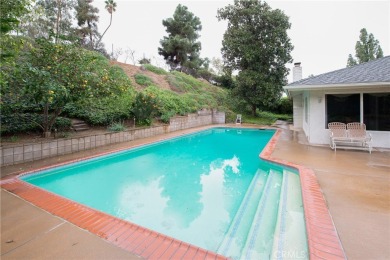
[135,74,154,86]
[108,121,127,132]
[143,64,168,75]
[240,111,292,125]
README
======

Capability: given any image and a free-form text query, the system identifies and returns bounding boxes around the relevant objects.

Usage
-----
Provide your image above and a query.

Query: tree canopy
[76,0,100,49]
[0,0,30,60]
[217,0,293,115]
[347,28,384,67]
[1,38,130,136]
[158,4,202,73]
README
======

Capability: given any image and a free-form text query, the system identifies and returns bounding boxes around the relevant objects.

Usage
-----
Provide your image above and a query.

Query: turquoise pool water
[22,128,307,259]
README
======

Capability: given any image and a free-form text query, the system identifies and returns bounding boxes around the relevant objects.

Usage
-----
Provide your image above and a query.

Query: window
[326,94,360,125]
[364,93,390,131]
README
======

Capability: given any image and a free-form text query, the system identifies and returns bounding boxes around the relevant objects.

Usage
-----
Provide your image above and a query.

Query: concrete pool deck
[1,124,389,259]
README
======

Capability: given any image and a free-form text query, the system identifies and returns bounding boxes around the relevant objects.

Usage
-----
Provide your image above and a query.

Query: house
[284,56,390,149]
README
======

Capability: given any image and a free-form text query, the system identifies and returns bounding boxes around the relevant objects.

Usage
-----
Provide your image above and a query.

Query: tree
[0,0,30,34]
[210,57,224,76]
[76,0,99,49]
[111,47,122,61]
[19,0,77,43]
[96,0,117,47]
[123,47,136,64]
[158,4,202,72]
[15,39,126,136]
[0,0,30,60]
[138,56,151,65]
[347,28,384,67]
[0,0,31,90]
[217,0,293,115]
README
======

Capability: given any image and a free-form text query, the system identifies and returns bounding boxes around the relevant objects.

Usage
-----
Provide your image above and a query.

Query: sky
[94,0,390,83]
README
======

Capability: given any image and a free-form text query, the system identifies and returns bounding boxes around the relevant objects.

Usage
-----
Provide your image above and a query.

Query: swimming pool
[21,128,308,259]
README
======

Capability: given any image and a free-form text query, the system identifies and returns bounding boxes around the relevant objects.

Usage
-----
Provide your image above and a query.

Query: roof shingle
[288,55,390,86]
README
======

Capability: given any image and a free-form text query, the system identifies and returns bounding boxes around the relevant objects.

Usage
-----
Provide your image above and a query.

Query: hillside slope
[110,61,172,91]
[110,61,233,121]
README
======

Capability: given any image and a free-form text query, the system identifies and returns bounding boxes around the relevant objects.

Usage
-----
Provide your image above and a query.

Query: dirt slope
[110,61,172,91]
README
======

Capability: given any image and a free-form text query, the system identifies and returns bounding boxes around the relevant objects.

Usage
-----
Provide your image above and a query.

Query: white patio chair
[328,122,347,150]
[236,114,242,124]
[347,122,372,153]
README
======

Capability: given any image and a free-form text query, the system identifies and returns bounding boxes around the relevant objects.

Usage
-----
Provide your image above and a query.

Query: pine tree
[347,28,384,67]
[158,4,202,73]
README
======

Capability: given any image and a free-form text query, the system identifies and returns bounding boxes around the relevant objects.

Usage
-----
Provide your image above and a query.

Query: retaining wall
[1,111,225,166]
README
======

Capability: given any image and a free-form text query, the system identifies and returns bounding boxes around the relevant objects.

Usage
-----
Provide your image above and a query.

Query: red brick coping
[1,128,346,259]
[260,130,346,259]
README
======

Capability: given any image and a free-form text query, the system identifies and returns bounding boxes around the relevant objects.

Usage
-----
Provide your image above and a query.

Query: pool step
[217,169,269,259]
[240,169,283,260]
[270,170,308,260]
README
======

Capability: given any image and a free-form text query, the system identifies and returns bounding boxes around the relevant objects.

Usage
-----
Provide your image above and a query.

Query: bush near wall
[63,91,135,126]
[1,114,71,134]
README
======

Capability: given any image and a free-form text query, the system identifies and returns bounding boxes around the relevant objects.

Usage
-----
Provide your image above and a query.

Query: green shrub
[132,92,158,126]
[143,86,200,116]
[237,111,292,125]
[108,121,126,132]
[224,109,237,123]
[0,114,71,134]
[160,111,176,123]
[214,74,236,89]
[276,97,293,114]
[135,74,154,86]
[143,64,168,75]
[257,110,292,121]
[54,117,72,131]
[63,90,135,126]
[138,58,151,64]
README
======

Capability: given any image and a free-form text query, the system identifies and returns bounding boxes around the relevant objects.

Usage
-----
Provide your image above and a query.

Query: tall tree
[0,0,31,90]
[347,28,384,67]
[0,0,30,35]
[96,0,117,46]
[217,0,293,115]
[158,4,202,73]
[210,57,224,76]
[19,0,76,43]
[0,0,30,60]
[76,0,99,49]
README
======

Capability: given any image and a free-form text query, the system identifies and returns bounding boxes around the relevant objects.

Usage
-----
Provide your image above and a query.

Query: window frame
[325,92,390,131]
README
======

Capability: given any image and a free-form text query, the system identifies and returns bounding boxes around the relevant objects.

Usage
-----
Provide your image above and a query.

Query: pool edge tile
[1,126,346,260]
[260,129,347,260]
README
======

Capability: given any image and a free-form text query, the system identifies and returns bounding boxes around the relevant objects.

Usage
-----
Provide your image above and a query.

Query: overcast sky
[94,0,390,83]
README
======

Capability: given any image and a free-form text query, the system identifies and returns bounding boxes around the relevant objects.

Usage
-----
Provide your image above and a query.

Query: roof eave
[284,81,390,91]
